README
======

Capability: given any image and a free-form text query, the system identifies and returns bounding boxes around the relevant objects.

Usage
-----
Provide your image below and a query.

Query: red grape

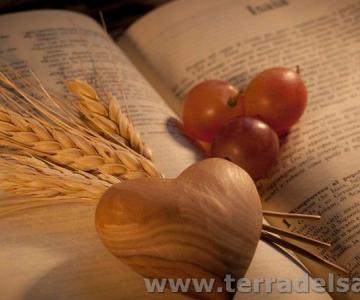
[211,117,280,179]
[243,67,307,134]
[182,80,244,142]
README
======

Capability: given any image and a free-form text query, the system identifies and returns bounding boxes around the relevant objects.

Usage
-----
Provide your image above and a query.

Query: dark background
[0,0,170,38]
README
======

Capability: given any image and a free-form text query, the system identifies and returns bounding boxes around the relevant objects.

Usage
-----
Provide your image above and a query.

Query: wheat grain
[65,80,153,160]
[0,105,161,180]
[0,72,161,179]
[0,154,109,216]
[0,71,162,217]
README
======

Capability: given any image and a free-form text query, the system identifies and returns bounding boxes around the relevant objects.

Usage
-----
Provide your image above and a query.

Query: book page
[0,10,200,178]
[122,0,360,298]
[0,10,198,300]
[236,240,331,299]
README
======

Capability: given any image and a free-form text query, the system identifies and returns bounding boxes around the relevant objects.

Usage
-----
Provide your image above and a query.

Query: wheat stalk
[0,154,109,216]
[0,71,162,217]
[65,80,153,160]
[0,105,160,180]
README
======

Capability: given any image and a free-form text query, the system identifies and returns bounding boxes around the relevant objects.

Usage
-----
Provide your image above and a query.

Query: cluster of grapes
[182,67,307,180]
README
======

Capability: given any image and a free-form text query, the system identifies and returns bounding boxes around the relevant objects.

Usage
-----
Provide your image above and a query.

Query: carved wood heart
[95,158,262,299]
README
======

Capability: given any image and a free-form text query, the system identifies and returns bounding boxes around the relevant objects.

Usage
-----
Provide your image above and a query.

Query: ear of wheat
[0,154,109,216]
[0,71,162,216]
[0,105,159,180]
[0,71,161,176]
[65,80,153,160]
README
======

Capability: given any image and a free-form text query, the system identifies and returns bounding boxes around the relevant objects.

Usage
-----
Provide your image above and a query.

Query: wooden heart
[95,158,262,299]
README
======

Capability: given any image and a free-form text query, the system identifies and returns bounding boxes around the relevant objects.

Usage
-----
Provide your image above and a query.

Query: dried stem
[263,210,321,220]
[261,231,349,276]
[262,224,331,248]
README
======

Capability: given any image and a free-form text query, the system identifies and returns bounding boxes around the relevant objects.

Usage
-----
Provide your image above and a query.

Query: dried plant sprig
[0,154,109,216]
[0,105,160,180]
[0,70,146,154]
[261,231,349,276]
[0,71,102,140]
[65,80,153,160]
[263,210,321,220]
[0,70,162,217]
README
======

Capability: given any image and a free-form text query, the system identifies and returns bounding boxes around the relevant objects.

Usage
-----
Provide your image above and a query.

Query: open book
[0,0,359,299]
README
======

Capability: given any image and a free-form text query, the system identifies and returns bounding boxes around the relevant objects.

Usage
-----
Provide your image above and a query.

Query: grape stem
[227,88,244,108]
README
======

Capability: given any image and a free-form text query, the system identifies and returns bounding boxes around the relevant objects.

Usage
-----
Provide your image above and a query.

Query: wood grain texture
[95,158,263,300]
